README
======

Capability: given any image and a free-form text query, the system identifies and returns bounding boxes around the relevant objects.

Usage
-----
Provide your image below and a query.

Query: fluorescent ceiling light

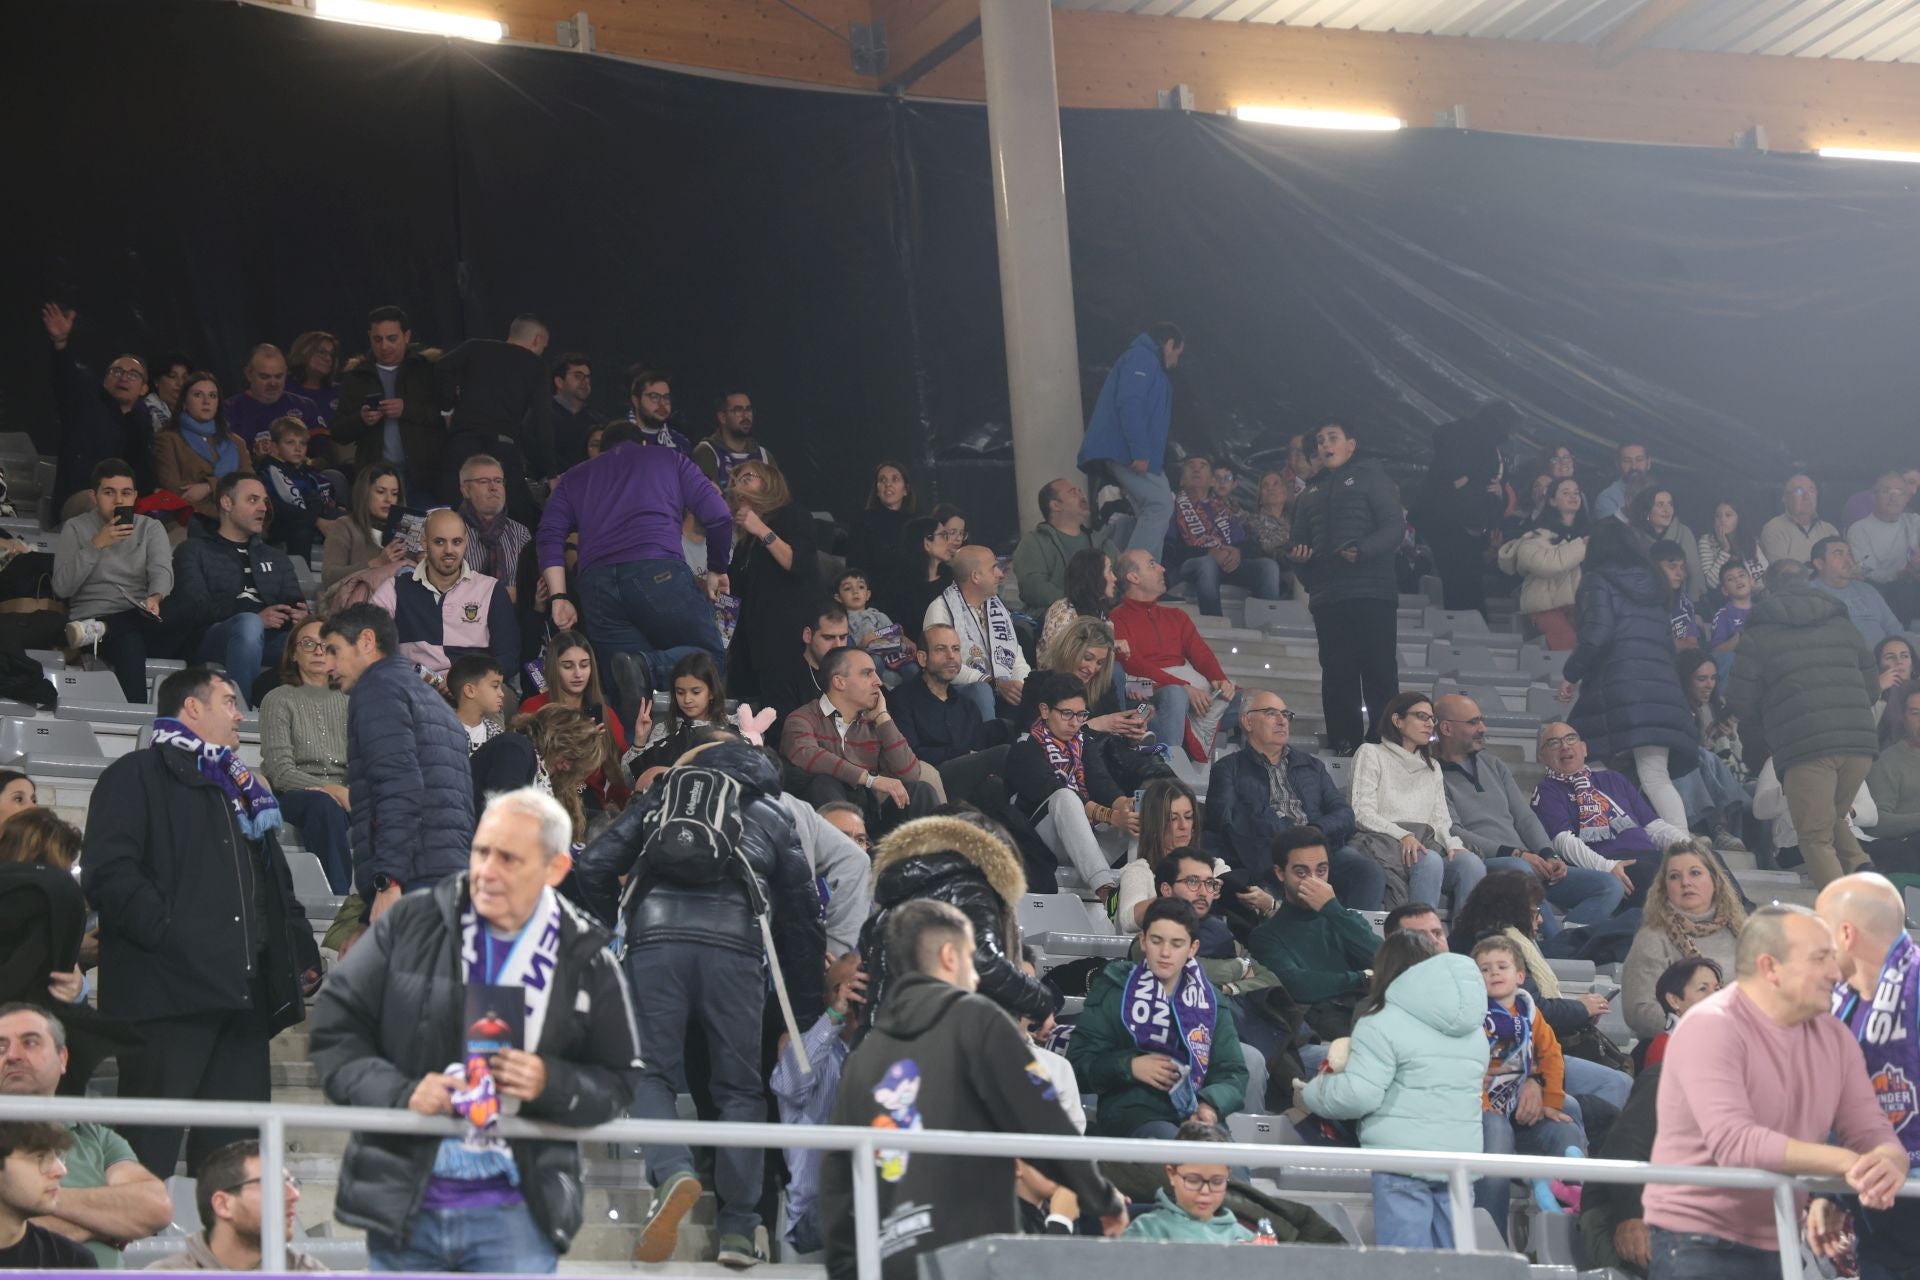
[1817,146,1920,163]
[1233,106,1403,132]
[313,0,506,42]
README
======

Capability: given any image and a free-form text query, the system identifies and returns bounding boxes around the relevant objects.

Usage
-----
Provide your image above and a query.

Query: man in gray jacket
[1434,695,1625,931]
[52,457,172,702]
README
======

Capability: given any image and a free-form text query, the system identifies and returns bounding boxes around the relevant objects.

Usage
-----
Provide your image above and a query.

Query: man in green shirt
[1009,479,1121,612]
[1248,827,1380,1037]
[0,1005,172,1266]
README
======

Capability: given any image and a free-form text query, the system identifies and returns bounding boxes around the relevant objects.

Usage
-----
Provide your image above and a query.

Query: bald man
[371,507,518,681]
[1812,874,1920,1276]
[922,543,1029,724]
[225,342,325,455]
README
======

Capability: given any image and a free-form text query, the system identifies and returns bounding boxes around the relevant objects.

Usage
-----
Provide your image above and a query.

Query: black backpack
[638,765,748,890]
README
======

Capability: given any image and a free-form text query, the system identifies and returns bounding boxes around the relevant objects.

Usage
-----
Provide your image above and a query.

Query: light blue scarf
[179,413,239,475]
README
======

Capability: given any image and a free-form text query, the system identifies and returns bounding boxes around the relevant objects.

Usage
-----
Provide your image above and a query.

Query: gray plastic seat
[1018,892,1109,943]
[0,717,105,778]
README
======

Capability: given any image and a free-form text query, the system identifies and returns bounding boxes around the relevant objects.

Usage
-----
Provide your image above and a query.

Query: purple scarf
[1483,989,1536,1116]
[1032,718,1087,799]
[1833,932,1920,1160]
[1121,957,1218,1113]
[1545,766,1620,836]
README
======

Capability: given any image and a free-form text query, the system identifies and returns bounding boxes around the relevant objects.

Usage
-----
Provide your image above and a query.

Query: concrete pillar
[979,0,1084,525]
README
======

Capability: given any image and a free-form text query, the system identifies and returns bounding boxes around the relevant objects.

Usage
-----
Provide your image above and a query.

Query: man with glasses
[1530,721,1692,907]
[626,370,693,456]
[1435,694,1626,933]
[458,454,531,604]
[1003,672,1132,902]
[40,302,158,508]
[1206,689,1388,911]
[1246,826,1383,1067]
[693,386,775,490]
[0,1005,171,1267]
[1759,472,1839,565]
[1592,441,1650,521]
[146,1139,323,1271]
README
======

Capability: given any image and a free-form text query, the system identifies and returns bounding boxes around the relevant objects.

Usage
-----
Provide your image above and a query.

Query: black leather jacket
[308,876,642,1251]
[573,742,825,1023]
[860,815,1055,1030]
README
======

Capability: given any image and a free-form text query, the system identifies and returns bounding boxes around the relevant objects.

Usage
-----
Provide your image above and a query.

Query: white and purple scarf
[1122,958,1218,1116]
[1834,932,1920,1159]
[1484,988,1537,1117]
[152,717,282,840]
[445,885,563,1159]
[1032,719,1088,799]
[942,584,1019,681]
[1544,766,1623,840]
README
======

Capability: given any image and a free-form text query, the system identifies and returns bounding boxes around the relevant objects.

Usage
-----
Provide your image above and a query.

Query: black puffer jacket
[309,875,641,1252]
[168,518,305,632]
[573,741,824,1021]
[348,655,476,895]
[860,814,1054,1028]
[1288,453,1404,607]
[1564,556,1699,772]
[1724,584,1880,772]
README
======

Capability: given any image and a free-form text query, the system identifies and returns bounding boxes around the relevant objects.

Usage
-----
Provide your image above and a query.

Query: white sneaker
[64,619,106,652]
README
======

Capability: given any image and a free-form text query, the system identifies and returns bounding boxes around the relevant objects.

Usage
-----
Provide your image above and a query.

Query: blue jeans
[368,1202,557,1273]
[1674,747,1749,829]
[955,679,997,724]
[625,942,767,1238]
[1371,1173,1455,1250]
[277,788,353,893]
[1331,846,1387,911]
[578,559,724,696]
[1107,466,1176,556]
[196,612,288,709]
[1477,1106,1586,1238]
[1146,683,1188,749]
[1178,553,1285,617]
[1407,849,1487,914]
[1562,1055,1633,1112]
[1647,1226,1775,1278]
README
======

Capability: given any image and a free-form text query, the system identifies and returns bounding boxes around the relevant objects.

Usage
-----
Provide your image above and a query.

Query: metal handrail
[5,1095,1912,1278]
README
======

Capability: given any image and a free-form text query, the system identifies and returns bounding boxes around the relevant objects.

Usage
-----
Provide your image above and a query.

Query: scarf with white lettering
[942,583,1019,681]
[1174,493,1240,549]
[1030,718,1087,799]
[447,885,563,1159]
[152,717,282,840]
[1833,932,1920,1159]
[1483,988,1537,1117]
[1121,957,1218,1114]
[1544,766,1622,839]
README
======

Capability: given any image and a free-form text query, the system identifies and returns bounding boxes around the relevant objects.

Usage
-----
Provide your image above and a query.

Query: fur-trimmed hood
[871,814,1027,906]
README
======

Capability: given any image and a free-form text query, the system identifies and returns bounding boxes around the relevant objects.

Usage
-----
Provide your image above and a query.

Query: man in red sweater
[1644,905,1906,1276]
[780,646,937,835]
[1110,550,1238,763]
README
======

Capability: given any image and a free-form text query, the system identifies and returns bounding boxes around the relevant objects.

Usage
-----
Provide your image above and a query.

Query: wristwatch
[373,873,403,894]
[759,528,778,546]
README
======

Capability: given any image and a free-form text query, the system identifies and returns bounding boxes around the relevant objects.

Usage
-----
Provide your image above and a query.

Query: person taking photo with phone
[53,457,174,702]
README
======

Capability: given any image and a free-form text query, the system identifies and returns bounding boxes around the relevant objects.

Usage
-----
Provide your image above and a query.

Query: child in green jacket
[1124,1119,1260,1244]
[1065,898,1249,1138]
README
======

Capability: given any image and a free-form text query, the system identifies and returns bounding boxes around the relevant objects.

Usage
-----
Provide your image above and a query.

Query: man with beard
[692,387,775,490]
[144,1140,324,1271]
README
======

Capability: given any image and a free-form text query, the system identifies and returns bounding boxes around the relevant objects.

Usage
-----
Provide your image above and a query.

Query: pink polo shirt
[1645,984,1897,1250]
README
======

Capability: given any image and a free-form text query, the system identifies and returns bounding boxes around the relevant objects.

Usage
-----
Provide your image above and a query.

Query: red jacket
[1110,596,1226,689]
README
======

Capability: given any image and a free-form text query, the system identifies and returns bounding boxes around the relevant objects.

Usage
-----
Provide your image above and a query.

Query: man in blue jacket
[321,603,476,926]
[1078,323,1184,556]
[1205,690,1387,911]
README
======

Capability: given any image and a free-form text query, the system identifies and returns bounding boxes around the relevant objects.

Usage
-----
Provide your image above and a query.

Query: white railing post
[852,1136,882,1280]
[1773,1180,1804,1279]
[1446,1164,1477,1252]
[259,1112,287,1272]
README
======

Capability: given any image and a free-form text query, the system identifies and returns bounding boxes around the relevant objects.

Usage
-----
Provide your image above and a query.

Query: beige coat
[1499,526,1586,615]
[152,428,255,518]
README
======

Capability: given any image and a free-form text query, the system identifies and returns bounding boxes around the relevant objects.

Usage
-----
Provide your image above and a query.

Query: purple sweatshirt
[538,441,732,574]
[1529,767,1661,859]
[225,389,325,447]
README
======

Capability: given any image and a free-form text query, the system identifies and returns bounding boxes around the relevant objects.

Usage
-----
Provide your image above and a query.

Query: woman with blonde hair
[1619,844,1747,1040]
[726,458,822,707]
[1029,615,1165,793]
[469,704,608,843]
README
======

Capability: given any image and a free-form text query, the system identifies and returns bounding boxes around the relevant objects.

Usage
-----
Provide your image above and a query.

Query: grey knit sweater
[259,681,350,791]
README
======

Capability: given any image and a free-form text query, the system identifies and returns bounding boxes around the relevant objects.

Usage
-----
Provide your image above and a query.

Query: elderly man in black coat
[310,786,641,1273]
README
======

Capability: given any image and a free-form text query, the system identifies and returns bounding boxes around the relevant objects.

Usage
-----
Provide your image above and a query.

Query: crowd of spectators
[8,309,1919,1277]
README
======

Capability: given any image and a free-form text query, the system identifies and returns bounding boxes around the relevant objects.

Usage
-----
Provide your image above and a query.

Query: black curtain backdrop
[7,0,1919,541]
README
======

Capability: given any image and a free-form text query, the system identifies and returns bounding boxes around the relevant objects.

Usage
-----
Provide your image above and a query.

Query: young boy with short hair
[834,569,917,687]
[1122,1118,1258,1243]
[1472,936,1585,1236]
[1709,560,1755,655]
[446,652,507,752]
[258,417,344,559]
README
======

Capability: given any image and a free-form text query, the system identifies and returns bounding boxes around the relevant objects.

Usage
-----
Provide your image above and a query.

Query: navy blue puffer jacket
[347,654,476,895]
[1564,560,1699,772]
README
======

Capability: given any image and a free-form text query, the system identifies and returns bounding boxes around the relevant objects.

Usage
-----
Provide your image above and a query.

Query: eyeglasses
[1542,733,1582,750]
[219,1173,301,1194]
[1404,710,1435,723]
[1175,1173,1229,1192]
[639,392,672,403]
[296,638,326,652]
[1245,707,1295,722]
[107,365,145,379]
[1048,708,1092,724]
[1173,876,1223,894]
